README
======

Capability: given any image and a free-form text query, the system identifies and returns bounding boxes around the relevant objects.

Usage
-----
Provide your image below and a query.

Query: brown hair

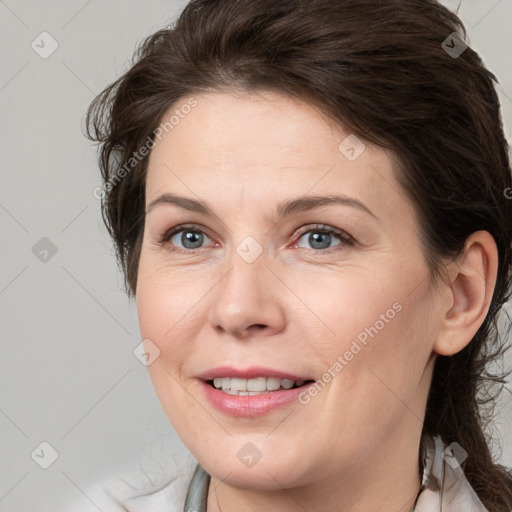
[85,0,512,509]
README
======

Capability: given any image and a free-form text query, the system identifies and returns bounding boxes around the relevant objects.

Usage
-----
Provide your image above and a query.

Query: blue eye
[294,225,354,252]
[161,225,212,253]
[158,223,354,255]
[299,229,348,251]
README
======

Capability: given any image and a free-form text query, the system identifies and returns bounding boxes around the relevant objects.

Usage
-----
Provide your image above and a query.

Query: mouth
[196,366,317,415]
[205,377,316,395]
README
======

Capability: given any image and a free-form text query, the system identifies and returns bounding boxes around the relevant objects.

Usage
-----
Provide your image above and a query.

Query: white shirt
[58,435,489,511]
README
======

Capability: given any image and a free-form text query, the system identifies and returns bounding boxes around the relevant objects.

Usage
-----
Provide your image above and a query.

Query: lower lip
[198,380,316,417]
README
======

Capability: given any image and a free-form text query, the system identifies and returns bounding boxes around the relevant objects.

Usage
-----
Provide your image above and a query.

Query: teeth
[211,376,307,393]
[266,377,281,391]
[281,379,294,389]
[247,377,266,391]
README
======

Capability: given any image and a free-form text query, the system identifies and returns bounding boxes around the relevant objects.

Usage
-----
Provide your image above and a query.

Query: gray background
[1,1,511,511]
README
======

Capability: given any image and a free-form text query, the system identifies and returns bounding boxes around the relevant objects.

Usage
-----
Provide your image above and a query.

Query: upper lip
[196,366,314,382]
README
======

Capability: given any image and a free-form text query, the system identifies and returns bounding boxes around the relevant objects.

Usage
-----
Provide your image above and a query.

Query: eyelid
[294,224,354,243]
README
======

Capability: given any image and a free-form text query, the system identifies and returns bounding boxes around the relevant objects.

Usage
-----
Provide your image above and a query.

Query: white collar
[414,435,489,511]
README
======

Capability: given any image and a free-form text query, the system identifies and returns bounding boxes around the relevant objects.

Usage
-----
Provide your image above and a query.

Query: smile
[208,376,311,394]
[199,378,316,416]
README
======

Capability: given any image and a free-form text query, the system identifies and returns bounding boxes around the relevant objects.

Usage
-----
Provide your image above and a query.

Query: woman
[82,0,512,510]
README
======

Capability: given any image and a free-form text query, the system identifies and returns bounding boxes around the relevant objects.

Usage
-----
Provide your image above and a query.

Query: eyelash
[156,223,355,255]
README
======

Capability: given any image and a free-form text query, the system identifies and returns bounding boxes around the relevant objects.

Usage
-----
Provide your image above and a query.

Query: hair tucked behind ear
[85,0,512,508]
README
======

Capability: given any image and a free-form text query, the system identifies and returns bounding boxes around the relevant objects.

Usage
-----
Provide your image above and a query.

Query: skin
[135,90,498,512]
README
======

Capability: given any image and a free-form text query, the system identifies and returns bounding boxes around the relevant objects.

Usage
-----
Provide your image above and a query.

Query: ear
[433,230,498,357]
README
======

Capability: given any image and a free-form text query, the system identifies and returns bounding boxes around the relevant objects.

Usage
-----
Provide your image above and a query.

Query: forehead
[150,90,341,171]
[145,90,410,224]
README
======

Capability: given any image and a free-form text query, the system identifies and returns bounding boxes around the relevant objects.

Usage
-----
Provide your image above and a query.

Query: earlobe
[433,231,498,357]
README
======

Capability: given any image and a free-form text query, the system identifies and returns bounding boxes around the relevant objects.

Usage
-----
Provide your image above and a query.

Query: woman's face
[136,90,442,491]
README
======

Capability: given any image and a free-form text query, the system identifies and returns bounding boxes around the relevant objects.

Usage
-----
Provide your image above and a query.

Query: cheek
[135,269,194,379]
[299,263,432,398]
[136,273,200,427]
[136,257,208,338]
[289,267,404,356]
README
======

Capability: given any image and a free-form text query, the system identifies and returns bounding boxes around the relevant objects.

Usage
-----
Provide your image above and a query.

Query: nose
[207,250,286,339]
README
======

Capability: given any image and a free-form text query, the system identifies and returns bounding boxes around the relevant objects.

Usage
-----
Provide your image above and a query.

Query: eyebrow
[146,192,377,219]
